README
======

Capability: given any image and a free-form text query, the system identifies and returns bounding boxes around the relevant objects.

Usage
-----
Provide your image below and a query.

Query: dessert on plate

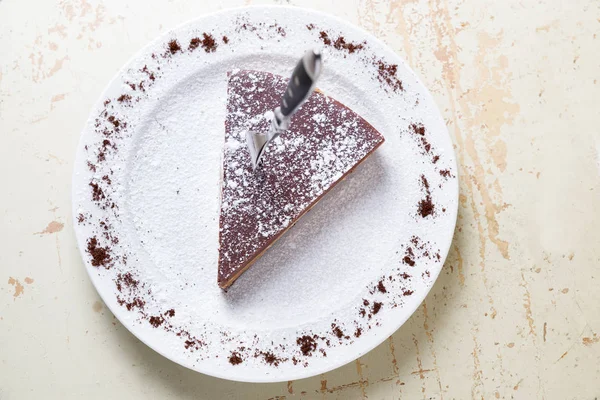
[218,70,385,288]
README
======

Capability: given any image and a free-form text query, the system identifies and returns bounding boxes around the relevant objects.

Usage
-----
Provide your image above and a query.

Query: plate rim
[72,4,459,383]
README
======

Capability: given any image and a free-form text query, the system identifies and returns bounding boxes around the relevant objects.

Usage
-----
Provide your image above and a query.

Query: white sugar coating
[71,7,458,382]
[225,138,243,152]
[312,113,326,123]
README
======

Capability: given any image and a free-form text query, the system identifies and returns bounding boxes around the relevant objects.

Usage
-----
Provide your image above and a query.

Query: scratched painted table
[1,0,599,399]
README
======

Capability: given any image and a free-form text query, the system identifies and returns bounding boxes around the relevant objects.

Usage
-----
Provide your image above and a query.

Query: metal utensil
[245,49,323,170]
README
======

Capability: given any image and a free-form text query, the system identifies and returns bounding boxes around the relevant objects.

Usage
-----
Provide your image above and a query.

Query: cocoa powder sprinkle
[296,335,317,356]
[318,31,364,53]
[261,351,282,366]
[418,174,435,218]
[229,351,243,365]
[372,302,383,315]
[440,169,452,178]
[201,33,217,53]
[168,39,181,54]
[117,272,138,289]
[275,26,286,37]
[319,31,331,46]
[165,309,175,317]
[331,323,347,339]
[376,60,403,92]
[411,123,425,136]
[189,37,201,51]
[117,297,145,311]
[149,315,164,328]
[89,182,105,202]
[86,237,111,268]
[418,196,435,218]
[117,94,132,103]
[333,36,363,53]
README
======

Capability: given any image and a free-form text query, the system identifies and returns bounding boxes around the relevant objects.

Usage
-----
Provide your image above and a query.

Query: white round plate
[72,5,458,383]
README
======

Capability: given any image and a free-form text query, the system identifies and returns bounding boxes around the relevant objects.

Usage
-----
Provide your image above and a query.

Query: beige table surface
[1,0,599,399]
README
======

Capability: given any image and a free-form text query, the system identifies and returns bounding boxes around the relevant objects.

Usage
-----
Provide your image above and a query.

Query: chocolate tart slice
[218,70,385,288]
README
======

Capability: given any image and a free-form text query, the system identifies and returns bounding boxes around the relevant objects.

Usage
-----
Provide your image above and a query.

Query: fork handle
[279,49,323,117]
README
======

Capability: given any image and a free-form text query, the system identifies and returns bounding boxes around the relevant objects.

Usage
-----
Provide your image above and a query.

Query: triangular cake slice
[218,70,385,288]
